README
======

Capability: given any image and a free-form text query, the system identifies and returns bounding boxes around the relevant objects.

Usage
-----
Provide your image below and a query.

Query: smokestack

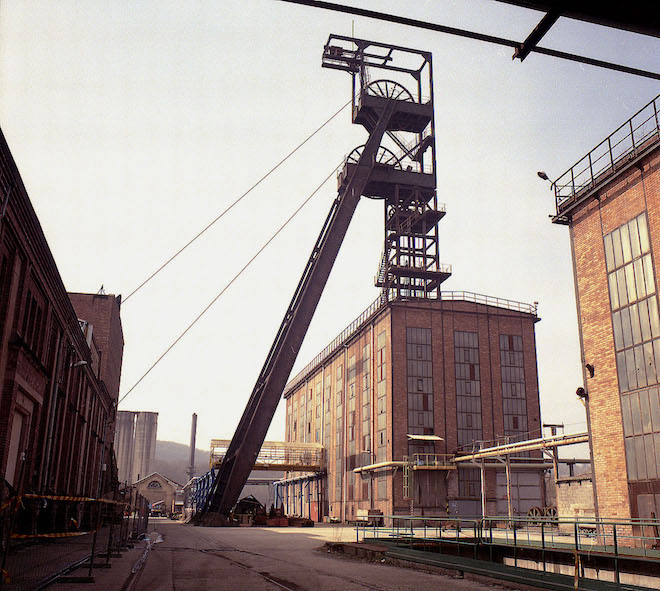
[187,413,197,481]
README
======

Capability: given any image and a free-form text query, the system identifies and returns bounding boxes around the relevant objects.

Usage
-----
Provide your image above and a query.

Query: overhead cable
[122,99,351,304]
[118,163,342,405]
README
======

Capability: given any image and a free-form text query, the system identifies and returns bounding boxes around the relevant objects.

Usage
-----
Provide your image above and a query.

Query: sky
[0,1,658,460]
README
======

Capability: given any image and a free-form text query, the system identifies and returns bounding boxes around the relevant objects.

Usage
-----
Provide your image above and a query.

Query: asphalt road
[134,519,506,591]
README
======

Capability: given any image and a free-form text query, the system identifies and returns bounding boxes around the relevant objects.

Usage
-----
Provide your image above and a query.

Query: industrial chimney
[186,413,197,481]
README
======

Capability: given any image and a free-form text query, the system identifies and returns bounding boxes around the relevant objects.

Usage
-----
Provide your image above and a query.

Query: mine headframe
[324,34,451,300]
[198,36,448,524]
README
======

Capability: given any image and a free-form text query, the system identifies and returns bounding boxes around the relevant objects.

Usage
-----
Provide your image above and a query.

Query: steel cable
[122,99,351,304]
[118,162,342,404]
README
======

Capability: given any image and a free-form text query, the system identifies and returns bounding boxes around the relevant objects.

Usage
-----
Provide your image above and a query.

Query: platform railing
[410,454,455,468]
[555,94,660,211]
[356,514,660,558]
[440,291,538,316]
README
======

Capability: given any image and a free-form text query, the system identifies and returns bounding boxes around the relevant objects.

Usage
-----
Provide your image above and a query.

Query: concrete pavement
[131,520,504,591]
[47,518,513,590]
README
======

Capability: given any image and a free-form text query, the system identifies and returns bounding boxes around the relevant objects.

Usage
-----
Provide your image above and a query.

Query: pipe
[353,461,407,473]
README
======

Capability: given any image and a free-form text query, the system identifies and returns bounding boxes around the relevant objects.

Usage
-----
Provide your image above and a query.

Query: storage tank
[115,411,136,485]
[131,412,158,482]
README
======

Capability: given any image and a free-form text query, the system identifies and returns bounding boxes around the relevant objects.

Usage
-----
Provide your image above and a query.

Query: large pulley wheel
[366,79,414,102]
[527,506,543,524]
[345,145,402,168]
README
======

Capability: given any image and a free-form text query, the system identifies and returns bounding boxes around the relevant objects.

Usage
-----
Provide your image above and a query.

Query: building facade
[68,292,124,401]
[131,472,181,516]
[282,293,542,522]
[553,94,660,522]
[0,128,122,498]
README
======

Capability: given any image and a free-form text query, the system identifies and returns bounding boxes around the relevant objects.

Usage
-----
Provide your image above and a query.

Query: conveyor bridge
[210,439,324,472]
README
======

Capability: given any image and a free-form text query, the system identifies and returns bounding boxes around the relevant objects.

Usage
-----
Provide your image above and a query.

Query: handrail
[356,514,660,560]
[555,94,660,212]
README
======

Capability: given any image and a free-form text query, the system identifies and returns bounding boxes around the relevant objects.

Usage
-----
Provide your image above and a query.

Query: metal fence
[355,514,660,588]
[357,514,660,554]
[0,491,149,589]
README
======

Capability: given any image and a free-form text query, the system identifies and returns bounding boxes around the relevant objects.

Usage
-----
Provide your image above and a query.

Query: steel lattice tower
[323,35,451,299]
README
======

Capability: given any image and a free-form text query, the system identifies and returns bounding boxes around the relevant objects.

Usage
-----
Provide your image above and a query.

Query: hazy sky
[0,1,658,459]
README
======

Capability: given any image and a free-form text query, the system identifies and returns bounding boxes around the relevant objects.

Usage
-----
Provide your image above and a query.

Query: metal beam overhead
[278,0,660,81]
[454,431,589,462]
[513,9,561,61]
[490,1,660,39]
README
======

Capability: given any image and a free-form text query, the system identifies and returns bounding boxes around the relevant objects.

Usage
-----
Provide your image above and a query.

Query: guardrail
[440,291,538,316]
[355,514,660,589]
[357,514,660,552]
[410,454,455,468]
[555,94,660,211]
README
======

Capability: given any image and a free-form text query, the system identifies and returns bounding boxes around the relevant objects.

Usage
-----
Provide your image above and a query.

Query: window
[458,467,480,498]
[147,480,162,489]
[606,213,660,483]
[455,331,482,448]
[500,334,528,443]
[407,328,433,437]
[376,331,387,462]
[22,287,46,359]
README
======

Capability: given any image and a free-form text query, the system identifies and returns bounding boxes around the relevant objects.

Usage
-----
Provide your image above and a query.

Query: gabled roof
[132,472,183,488]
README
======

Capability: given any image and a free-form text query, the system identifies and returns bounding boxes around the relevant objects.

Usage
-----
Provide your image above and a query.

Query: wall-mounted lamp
[585,363,595,378]
[70,360,88,369]
[537,170,555,190]
[576,387,588,400]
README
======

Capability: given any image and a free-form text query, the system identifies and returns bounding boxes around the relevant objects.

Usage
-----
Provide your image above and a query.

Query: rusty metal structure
[198,36,447,523]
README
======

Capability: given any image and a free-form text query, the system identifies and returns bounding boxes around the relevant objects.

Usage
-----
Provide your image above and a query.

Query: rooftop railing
[283,292,389,397]
[283,291,537,397]
[555,94,660,213]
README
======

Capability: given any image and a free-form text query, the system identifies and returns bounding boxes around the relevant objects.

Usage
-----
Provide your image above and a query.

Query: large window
[455,331,482,448]
[458,467,480,499]
[500,334,527,440]
[407,328,433,446]
[335,363,344,499]
[362,343,371,454]
[605,213,660,482]
[376,331,387,498]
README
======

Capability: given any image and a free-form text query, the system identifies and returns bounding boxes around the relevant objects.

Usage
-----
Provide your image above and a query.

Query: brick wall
[68,292,124,400]
[0,128,117,497]
[284,297,542,521]
[567,142,660,519]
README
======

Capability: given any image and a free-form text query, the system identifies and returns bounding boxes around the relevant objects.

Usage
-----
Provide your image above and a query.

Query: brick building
[0,127,123,498]
[68,292,124,402]
[282,292,542,522]
[552,94,660,521]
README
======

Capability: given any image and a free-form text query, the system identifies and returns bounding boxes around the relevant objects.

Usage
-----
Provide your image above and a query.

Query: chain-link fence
[0,491,149,589]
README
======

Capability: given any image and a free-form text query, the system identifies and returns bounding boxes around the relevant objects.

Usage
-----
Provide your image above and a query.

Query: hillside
[152,440,210,485]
